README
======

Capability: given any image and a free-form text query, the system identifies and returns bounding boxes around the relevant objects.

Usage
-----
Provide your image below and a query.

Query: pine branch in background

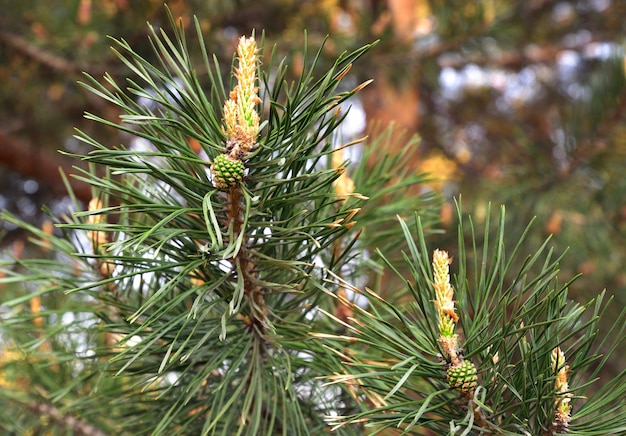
[318,204,626,435]
[0,8,440,436]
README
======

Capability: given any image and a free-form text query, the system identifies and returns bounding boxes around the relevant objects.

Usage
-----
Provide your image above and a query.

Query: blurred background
[1,0,624,371]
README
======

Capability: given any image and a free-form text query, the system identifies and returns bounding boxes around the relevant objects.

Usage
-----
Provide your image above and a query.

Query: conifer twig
[213,35,267,337]
[28,402,108,436]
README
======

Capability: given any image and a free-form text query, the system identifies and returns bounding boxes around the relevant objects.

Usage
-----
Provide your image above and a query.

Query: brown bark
[0,133,93,203]
[361,0,423,161]
[362,77,419,134]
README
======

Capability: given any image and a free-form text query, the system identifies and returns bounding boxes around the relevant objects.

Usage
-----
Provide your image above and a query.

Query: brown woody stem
[226,186,266,333]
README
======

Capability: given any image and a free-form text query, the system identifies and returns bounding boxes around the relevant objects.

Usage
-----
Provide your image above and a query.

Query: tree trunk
[0,133,93,203]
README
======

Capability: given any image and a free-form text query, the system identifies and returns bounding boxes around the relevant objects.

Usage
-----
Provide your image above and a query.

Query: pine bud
[86,197,109,256]
[212,154,245,189]
[447,360,478,394]
[551,347,572,432]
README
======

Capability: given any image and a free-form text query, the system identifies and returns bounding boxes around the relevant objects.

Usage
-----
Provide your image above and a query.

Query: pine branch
[317,204,626,435]
[27,402,108,436]
[0,30,82,74]
[2,11,389,434]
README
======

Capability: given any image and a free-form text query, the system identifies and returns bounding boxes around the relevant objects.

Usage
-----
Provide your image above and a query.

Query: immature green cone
[212,154,245,189]
[447,360,478,394]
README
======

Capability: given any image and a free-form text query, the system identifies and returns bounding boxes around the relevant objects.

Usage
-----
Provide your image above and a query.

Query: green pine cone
[447,360,478,394]
[212,154,245,189]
